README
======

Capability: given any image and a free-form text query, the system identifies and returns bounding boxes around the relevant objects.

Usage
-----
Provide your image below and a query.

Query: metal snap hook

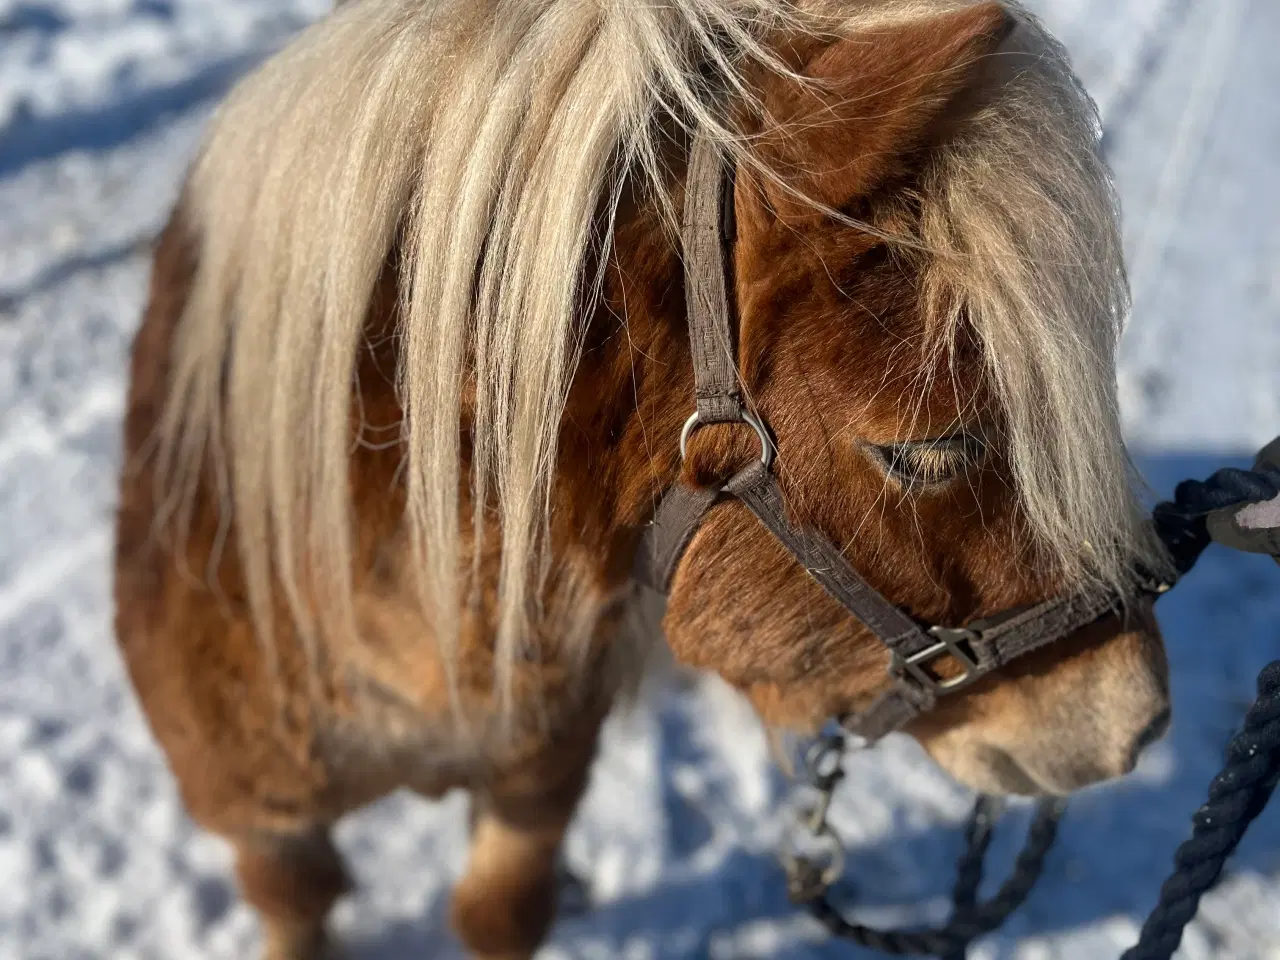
[781,795,847,903]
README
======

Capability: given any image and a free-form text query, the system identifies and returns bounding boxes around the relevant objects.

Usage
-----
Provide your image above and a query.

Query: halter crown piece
[633,132,1178,741]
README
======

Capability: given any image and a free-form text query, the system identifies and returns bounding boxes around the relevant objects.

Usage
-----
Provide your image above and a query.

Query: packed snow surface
[1,0,1277,957]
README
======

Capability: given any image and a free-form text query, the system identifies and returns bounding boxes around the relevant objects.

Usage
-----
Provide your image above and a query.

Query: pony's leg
[233,826,352,960]
[451,810,566,960]
[451,730,601,960]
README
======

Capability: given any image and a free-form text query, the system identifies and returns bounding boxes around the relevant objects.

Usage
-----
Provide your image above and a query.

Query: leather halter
[634,132,1174,742]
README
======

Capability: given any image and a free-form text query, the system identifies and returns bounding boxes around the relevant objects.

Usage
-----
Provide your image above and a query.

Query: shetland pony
[115,0,1173,956]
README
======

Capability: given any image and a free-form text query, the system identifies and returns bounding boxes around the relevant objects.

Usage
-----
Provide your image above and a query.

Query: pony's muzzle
[1126,704,1172,773]
[908,611,1172,797]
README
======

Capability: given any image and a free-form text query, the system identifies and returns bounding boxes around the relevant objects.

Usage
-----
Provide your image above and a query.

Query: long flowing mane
[156,0,1161,717]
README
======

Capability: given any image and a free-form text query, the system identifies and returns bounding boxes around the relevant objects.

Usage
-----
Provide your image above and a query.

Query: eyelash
[872,435,986,488]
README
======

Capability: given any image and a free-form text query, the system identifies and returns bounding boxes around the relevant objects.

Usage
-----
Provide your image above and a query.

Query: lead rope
[1117,472,1280,960]
[786,659,1280,959]
[1122,659,1280,960]
[783,735,1064,958]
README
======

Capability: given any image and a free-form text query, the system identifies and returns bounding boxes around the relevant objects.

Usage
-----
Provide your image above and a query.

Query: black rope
[1121,659,1280,960]
[940,797,999,960]
[807,658,1280,959]
[802,634,1279,959]
[806,797,1064,956]
[951,797,999,912]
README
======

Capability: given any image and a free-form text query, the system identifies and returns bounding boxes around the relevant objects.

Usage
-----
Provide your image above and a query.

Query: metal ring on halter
[680,409,775,469]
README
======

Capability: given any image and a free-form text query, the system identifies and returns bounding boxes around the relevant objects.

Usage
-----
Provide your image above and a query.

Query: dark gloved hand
[1154,436,1280,572]
[1204,436,1280,557]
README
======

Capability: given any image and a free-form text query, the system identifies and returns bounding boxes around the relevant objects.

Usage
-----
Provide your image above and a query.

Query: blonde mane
[157,0,1164,722]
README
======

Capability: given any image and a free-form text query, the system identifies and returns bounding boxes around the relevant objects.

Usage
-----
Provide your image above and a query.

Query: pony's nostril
[1129,706,1172,770]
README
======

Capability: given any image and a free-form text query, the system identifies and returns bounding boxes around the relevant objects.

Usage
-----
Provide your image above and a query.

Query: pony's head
[658,2,1171,796]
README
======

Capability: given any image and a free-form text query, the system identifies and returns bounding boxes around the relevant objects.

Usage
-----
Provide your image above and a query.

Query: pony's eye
[872,434,986,488]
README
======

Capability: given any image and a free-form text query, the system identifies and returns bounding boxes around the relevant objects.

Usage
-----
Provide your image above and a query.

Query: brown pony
[114,0,1174,957]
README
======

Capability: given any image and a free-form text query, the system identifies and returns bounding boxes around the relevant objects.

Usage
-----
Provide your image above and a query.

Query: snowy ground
[1,0,1278,958]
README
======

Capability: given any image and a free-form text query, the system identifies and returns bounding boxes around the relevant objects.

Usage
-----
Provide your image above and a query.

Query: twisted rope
[809,655,1279,960]
[940,797,1000,960]
[1121,659,1280,960]
[802,650,1279,960]
[806,797,1064,956]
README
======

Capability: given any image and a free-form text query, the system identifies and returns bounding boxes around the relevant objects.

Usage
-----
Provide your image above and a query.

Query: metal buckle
[680,408,774,469]
[892,626,982,694]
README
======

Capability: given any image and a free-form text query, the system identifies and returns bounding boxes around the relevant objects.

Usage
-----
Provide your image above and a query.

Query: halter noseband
[634,133,1175,742]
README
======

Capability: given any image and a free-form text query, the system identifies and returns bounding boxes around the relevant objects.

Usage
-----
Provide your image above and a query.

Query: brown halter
[634,133,1174,742]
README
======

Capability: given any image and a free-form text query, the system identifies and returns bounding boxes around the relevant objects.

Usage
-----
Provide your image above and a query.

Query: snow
[0,0,1277,958]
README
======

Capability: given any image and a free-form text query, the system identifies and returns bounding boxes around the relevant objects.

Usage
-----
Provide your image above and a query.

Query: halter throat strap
[634,132,1166,742]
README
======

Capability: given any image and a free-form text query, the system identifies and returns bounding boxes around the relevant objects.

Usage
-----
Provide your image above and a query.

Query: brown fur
[114,5,1169,956]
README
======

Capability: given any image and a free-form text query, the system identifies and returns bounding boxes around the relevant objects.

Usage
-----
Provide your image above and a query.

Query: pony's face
[661,3,1169,796]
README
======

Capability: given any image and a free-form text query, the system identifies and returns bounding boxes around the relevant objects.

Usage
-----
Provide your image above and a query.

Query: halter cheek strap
[633,133,1175,742]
